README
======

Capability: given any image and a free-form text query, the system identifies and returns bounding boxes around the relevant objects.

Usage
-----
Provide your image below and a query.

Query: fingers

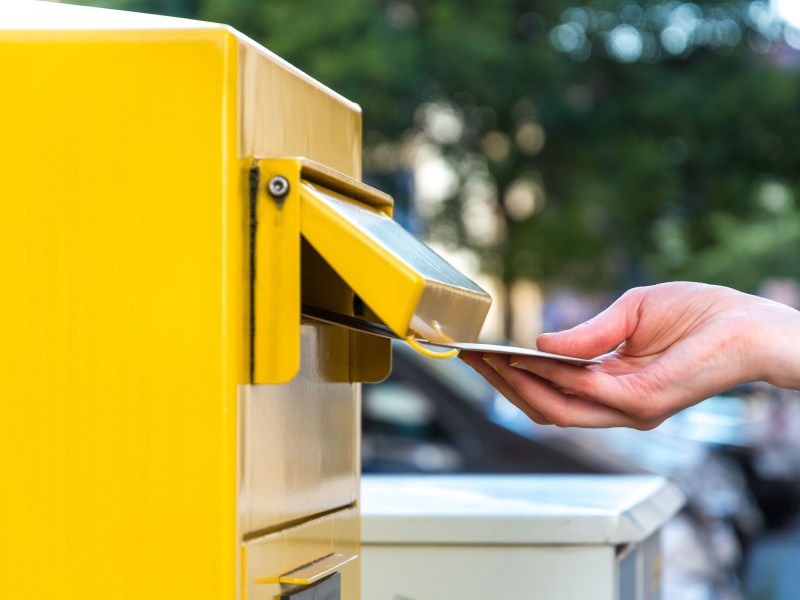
[509,354,674,427]
[459,352,553,425]
[508,355,628,412]
[490,357,651,429]
[462,352,649,429]
[536,287,647,359]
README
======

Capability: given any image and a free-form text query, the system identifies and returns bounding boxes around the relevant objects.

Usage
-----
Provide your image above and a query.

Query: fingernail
[509,360,529,371]
[483,356,499,371]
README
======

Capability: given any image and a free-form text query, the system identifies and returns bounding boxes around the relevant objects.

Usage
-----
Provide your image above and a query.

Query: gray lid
[361,474,684,545]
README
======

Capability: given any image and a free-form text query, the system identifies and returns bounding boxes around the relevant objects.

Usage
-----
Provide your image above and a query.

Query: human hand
[460,282,800,429]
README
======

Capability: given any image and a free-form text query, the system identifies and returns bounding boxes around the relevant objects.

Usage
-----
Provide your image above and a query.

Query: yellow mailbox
[0,3,490,600]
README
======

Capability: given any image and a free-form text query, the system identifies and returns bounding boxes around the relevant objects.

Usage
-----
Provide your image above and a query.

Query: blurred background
[70,0,800,597]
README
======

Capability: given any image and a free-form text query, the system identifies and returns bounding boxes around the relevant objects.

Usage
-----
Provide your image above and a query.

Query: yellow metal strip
[252,158,302,383]
[404,336,458,359]
[241,546,248,600]
[300,158,392,214]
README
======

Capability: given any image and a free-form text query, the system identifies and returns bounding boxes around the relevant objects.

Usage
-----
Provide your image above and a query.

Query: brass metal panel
[301,238,393,384]
[243,507,359,600]
[241,322,359,535]
[239,41,362,179]
[238,40,367,600]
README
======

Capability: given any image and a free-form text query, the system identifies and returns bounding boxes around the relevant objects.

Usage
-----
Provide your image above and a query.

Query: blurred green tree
[75,0,800,329]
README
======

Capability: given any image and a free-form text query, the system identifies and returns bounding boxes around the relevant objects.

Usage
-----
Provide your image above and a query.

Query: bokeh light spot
[772,0,800,29]
[481,131,512,162]
[607,24,643,62]
[550,22,586,53]
[515,122,546,155]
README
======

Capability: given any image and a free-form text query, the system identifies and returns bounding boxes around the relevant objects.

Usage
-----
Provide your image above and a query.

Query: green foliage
[201,0,423,138]
[73,0,197,17]
[72,0,800,296]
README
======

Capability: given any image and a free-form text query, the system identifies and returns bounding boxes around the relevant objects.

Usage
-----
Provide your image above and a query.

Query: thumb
[537,289,644,358]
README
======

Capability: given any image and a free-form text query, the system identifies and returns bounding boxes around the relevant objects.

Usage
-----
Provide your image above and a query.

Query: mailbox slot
[243,507,358,600]
[250,157,491,384]
[281,573,341,599]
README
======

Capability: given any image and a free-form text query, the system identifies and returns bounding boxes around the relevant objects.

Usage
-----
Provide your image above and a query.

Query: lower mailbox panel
[244,507,359,600]
[241,321,359,535]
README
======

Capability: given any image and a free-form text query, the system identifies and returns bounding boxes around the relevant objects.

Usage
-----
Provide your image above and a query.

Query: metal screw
[267,176,290,199]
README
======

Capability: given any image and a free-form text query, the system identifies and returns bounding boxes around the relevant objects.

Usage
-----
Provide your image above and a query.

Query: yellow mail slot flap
[251,157,491,384]
[299,180,491,344]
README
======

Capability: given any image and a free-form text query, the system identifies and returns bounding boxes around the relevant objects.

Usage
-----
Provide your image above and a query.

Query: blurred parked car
[363,342,771,599]
[658,386,800,529]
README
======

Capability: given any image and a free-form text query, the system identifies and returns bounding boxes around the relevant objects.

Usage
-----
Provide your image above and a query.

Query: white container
[361,474,684,600]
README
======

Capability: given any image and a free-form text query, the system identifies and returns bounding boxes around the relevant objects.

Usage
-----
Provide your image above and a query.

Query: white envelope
[422,341,601,366]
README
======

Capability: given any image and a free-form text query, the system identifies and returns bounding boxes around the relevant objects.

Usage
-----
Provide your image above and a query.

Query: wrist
[751,300,800,390]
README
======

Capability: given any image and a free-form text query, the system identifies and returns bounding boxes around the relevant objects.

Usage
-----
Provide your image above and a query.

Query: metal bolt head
[267,176,290,199]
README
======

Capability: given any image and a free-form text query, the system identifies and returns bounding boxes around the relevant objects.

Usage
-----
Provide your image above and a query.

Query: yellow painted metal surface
[300,182,426,338]
[299,179,491,344]
[2,3,491,599]
[0,3,365,599]
[403,335,459,359]
[251,158,302,383]
[252,158,393,384]
[0,22,242,600]
[252,157,490,383]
